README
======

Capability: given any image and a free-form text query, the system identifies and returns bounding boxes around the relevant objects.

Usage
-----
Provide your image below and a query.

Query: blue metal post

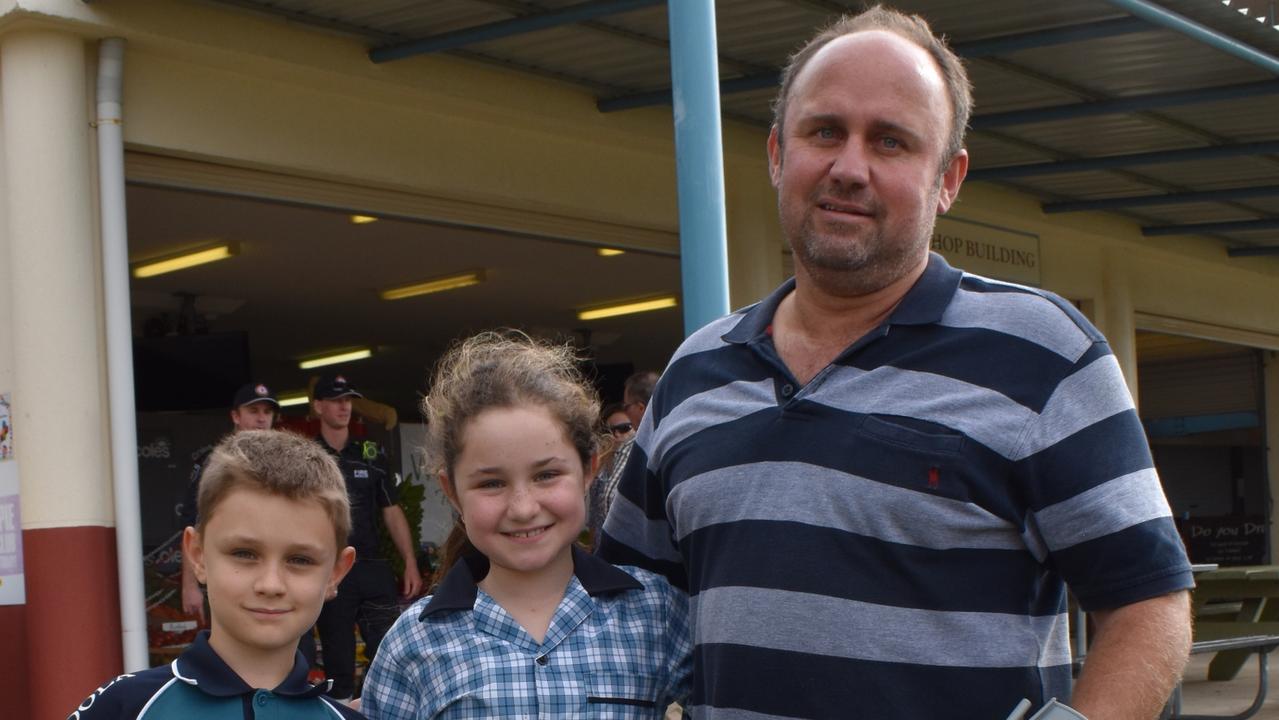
[668,0,730,336]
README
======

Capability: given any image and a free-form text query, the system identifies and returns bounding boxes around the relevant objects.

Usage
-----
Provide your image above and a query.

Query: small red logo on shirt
[927,467,940,489]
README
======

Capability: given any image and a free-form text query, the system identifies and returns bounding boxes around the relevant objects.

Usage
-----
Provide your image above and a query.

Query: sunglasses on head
[608,422,633,435]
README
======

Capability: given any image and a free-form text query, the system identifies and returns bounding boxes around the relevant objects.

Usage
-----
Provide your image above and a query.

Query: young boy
[68,430,365,719]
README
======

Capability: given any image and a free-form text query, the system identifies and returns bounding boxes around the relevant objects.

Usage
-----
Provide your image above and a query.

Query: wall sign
[931,215,1041,286]
[0,393,24,605]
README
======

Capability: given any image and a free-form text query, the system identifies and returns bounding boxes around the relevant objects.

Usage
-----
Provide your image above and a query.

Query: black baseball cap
[313,374,363,400]
[231,383,280,410]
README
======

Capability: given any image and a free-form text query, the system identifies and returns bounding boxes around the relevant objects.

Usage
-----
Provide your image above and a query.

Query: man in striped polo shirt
[599,6,1193,719]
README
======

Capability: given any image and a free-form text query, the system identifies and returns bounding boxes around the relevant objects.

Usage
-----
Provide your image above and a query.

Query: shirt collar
[173,630,328,698]
[419,546,643,620]
[722,252,963,344]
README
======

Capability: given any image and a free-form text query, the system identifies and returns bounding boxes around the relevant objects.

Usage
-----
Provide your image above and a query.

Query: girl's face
[442,404,595,584]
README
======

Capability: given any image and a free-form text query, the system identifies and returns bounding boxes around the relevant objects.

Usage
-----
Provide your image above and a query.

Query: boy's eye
[880,136,902,150]
[288,555,317,566]
[535,470,561,482]
[476,478,503,490]
[231,549,256,560]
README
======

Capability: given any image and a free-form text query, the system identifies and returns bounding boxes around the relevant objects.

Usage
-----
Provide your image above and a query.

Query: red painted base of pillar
[25,525,122,719]
[0,604,30,719]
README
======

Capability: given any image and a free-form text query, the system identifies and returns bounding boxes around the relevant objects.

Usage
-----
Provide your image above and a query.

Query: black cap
[313,374,363,400]
[231,383,280,410]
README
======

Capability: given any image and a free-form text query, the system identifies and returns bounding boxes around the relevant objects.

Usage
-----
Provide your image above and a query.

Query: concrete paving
[1177,651,1279,718]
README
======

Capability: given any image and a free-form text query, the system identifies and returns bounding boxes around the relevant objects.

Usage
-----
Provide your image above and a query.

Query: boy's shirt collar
[420,545,642,618]
[173,630,329,698]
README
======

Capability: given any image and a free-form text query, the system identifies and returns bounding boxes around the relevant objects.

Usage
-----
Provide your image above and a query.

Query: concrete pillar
[1100,249,1139,406]
[1,29,120,719]
[1264,353,1279,564]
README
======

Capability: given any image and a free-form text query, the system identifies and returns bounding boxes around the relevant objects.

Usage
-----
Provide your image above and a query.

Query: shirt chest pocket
[585,672,663,719]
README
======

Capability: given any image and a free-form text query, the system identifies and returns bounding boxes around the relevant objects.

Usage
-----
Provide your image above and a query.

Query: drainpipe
[97,37,148,672]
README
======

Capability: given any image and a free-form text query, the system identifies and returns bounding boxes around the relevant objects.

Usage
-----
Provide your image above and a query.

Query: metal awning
[202,0,1279,254]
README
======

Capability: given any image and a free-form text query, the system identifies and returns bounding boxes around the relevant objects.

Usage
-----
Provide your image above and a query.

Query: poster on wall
[0,393,25,605]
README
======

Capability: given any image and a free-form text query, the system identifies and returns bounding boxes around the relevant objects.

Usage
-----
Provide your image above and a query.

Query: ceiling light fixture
[298,348,373,370]
[131,243,237,278]
[350,214,379,224]
[380,270,485,300]
[277,392,311,407]
[597,248,626,257]
[577,296,678,321]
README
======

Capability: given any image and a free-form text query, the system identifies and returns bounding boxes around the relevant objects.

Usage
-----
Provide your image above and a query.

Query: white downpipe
[97,37,148,672]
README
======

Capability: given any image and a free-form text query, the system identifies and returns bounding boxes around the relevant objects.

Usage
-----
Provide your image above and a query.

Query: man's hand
[1070,590,1191,719]
[381,504,423,599]
[401,562,423,599]
[180,558,206,624]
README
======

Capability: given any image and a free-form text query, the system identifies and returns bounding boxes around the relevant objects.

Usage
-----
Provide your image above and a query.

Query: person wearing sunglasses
[587,372,657,548]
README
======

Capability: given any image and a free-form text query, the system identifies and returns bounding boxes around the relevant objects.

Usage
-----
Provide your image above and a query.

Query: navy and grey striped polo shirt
[600,253,1193,719]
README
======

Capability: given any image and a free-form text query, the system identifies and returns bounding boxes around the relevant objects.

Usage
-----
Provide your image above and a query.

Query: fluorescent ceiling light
[597,248,625,257]
[350,214,379,224]
[277,392,310,407]
[132,244,237,278]
[577,296,678,321]
[299,348,372,370]
[380,270,485,300]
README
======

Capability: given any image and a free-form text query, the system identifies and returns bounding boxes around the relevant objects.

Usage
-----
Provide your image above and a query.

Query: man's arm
[179,555,205,623]
[1070,590,1192,720]
[381,504,422,598]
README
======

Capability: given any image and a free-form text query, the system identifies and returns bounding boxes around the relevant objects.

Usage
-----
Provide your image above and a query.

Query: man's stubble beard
[781,177,943,298]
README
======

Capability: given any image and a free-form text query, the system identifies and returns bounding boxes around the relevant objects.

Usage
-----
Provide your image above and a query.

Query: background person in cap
[178,382,280,624]
[311,373,422,701]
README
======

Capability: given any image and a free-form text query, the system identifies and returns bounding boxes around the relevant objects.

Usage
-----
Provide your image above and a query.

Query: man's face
[768,31,968,297]
[313,396,353,431]
[230,402,275,431]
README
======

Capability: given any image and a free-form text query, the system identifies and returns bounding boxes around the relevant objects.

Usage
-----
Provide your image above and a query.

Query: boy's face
[185,486,354,670]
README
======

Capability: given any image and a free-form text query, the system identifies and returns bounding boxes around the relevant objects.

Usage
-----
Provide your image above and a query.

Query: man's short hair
[196,430,351,551]
[623,370,659,406]
[771,4,973,164]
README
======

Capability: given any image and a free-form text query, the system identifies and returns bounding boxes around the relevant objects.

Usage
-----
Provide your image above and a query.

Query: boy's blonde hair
[196,429,351,552]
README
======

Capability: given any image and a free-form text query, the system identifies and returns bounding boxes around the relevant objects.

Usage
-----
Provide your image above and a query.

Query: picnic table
[1191,565,1279,681]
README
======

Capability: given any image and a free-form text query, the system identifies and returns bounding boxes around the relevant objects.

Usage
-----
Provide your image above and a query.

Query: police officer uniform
[311,375,401,701]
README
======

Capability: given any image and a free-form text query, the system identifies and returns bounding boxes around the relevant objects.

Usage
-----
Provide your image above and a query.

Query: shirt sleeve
[360,612,424,720]
[658,577,693,706]
[178,459,205,528]
[368,442,399,508]
[66,674,140,720]
[1015,343,1193,611]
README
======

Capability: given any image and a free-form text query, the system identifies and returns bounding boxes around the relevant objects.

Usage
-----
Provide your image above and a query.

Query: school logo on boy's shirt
[354,469,369,478]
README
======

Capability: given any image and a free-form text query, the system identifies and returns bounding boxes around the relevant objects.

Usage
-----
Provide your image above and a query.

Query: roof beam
[1143,218,1279,236]
[369,0,665,63]
[967,141,1279,181]
[1100,0,1279,76]
[1043,185,1279,213]
[598,16,1151,112]
[959,16,1151,58]
[1227,246,1279,257]
[972,80,1279,129]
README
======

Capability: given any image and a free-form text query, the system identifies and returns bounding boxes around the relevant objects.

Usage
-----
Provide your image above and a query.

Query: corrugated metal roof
[201,0,1279,252]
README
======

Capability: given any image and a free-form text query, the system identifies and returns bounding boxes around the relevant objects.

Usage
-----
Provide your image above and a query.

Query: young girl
[361,331,690,719]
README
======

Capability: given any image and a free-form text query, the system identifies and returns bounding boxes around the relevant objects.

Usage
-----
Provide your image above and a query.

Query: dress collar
[419,546,643,619]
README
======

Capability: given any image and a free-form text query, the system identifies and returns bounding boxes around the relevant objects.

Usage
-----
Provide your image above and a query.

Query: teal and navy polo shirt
[68,631,365,719]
